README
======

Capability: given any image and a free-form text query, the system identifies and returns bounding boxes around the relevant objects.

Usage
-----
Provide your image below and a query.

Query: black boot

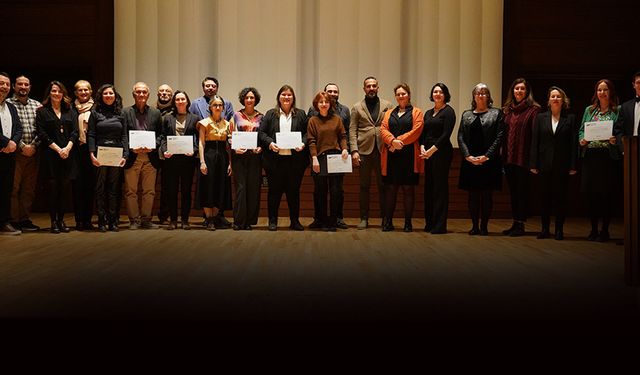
[554,223,564,241]
[537,216,550,239]
[509,221,525,237]
[50,220,60,234]
[403,218,412,232]
[479,221,489,236]
[57,219,70,233]
[382,217,394,232]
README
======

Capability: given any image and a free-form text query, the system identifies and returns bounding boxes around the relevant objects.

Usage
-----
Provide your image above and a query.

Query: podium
[623,136,640,286]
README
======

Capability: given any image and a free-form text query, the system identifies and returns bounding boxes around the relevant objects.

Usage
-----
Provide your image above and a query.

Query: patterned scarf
[75,98,94,144]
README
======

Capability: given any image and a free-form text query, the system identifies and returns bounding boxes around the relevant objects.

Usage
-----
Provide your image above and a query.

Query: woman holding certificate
[380,83,424,232]
[197,96,232,231]
[36,81,78,234]
[229,87,263,231]
[530,86,577,240]
[88,84,128,232]
[258,85,308,231]
[160,91,199,230]
[578,79,621,242]
[307,91,348,232]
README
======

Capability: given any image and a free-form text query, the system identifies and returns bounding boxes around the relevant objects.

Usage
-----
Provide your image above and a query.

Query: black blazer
[530,111,578,172]
[258,108,309,173]
[160,113,199,155]
[613,98,637,138]
[0,101,23,151]
[122,105,162,169]
[457,108,505,160]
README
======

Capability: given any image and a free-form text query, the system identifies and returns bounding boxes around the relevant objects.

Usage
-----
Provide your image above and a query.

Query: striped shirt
[7,96,41,147]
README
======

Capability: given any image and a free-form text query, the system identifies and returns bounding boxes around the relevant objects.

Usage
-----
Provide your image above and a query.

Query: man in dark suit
[122,82,162,230]
[0,72,23,235]
[614,71,640,139]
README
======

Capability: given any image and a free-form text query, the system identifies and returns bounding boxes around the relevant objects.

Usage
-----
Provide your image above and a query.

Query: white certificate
[231,131,258,150]
[129,130,157,149]
[97,146,123,167]
[275,131,302,149]
[327,154,352,173]
[584,120,613,141]
[167,135,194,155]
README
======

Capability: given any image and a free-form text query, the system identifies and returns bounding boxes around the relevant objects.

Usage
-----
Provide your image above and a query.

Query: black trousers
[0,155,16,225]
[504,164,529,222]
[312,173,343,226]
[72,144,96,224]
[47,177,71,222]
[266,157,304,223]
[232,153,262,227]
[384,184,415,221]
[424,148,452,232]
[164,155,196,222]
[539,168,569,229]
[95,166,122,224]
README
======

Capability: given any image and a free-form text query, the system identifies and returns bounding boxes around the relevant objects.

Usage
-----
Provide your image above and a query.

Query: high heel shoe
[50,221,60,234]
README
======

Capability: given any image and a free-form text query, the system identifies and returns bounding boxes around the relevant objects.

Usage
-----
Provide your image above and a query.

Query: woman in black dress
[35,81,78,233]
[380,83,424,232]
[197,96,232,230]
[420,82,455,234]
[457,83,505,235]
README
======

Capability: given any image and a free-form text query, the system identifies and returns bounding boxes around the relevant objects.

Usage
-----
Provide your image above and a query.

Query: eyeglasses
[211,104,224,108]
[474,93,488,97]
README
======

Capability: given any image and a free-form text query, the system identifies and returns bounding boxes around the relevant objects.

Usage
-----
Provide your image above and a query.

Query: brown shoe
[0,223,22,235]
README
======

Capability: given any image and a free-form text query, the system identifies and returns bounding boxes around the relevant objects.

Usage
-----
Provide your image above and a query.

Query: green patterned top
[579,106,619,149]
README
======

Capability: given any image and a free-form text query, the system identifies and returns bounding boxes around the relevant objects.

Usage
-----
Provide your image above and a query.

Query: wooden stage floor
[1,214,638,340]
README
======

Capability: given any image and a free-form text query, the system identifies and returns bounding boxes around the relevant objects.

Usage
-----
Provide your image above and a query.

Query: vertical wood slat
[623,136,639,286]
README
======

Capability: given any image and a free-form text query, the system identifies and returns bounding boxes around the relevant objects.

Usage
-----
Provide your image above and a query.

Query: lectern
[623,136,639,286]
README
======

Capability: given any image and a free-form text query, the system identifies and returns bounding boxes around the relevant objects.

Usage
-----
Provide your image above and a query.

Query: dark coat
[530,111,578,172]
[258,108,309,173]
[122,105,162,169]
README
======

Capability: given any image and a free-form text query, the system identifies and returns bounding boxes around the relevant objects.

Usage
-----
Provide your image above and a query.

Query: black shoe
[336,219,348,229]
[308,219,324,229]
[58,221,70,233]
[167,221,177,230]
[537,230,550,239]
[268,221,277,231]
[109,222,119,232]
[244,225,252,231]
[20,220,40,232]
[555,230,564,241]
[98,223,107,232]
[217,214,231,226]
[289,220,304,231]
[10,222,22,231]
[382,219,394,232]
[232,223,242,231]
[431,229,447,234]
[50,221,60,234]
[182,221,191,230]
[323,226,337,232]
[84,222,95,230]
[468,227,480,235]
[75,222,85,231]
[587,230,598,241]
[479,228,489,236]
[596,231,610,242]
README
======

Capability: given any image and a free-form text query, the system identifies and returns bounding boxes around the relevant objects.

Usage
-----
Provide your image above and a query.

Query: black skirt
[199,141,232,209]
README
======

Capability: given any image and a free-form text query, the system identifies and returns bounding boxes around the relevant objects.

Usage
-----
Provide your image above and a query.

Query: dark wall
[0,0,114,101]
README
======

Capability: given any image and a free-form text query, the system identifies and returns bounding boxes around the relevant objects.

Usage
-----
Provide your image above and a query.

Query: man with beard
[349,76,393,229]
[307,83,350,229]
[7,75,40,232]
[1,72,23,235]
[156,83,173,224]
[189,76,233,228]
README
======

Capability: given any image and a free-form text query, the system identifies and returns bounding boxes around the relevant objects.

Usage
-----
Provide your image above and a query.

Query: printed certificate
[97,146,123,167]
[326,154,352,173]
[275,131,302,149]
[584,120,613,141]
[231,131,258,150]
[129,130,157,149]
[167,135,194,154]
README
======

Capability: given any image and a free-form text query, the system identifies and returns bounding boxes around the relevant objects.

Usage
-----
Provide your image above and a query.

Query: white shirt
[634,100,639,136]
[0,102,13,139]
[278,109,293,155]
[551,117,559,134]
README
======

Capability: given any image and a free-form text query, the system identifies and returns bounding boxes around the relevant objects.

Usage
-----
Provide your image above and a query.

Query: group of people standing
[1,71,638,242]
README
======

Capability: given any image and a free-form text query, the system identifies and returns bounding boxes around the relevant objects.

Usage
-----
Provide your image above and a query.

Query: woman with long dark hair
[36,81,78,233]
[87,84,127,232]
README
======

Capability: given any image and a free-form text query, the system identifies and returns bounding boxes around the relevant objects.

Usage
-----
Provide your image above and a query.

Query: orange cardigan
[380,106,424,176]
